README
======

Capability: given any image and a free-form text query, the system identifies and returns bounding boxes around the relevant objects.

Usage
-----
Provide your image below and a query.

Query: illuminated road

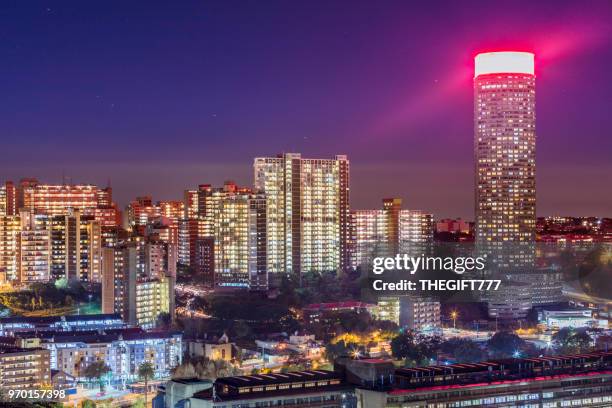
[563,283,612,306]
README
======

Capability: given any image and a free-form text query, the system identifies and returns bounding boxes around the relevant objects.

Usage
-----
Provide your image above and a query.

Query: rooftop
[303,301,375,311]
[171,377,213,385]
[216,370,340,388]
[0,344,46,354]
[12,328,181,343]
[474,51,534,77]
[0,313,123,325]
[395,350,612,378]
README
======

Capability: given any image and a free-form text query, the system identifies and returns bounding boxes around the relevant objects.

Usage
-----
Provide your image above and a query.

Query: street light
[450,311,458,330]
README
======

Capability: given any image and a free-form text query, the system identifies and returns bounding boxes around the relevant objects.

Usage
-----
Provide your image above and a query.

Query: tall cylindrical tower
[474,51,537,320]
[474,51,536,247]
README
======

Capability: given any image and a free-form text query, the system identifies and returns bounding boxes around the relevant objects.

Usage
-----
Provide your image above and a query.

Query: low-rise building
[0,345,51,391]
[189,370,354,408]
[12,328,182,383]
[539,308,609,330]
[186,336,233,362]
[351,351,612,407]
[0,314,126,336]
[303,301,378,325]
[375,296,440,331]
[154,378,213,408]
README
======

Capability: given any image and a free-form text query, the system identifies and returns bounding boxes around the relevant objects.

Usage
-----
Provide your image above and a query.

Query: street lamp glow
[450,310,459,330]
[475,51,534,77]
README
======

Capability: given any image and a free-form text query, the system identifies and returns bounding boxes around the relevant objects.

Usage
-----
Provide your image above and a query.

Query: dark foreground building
[353,351,612,407]
[157,369,355,407]
[157,351,611,408]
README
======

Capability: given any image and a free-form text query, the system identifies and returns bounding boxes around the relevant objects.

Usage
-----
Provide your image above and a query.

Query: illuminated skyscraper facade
[350,198,433,268]
[474,51,537,319]
[0,182,16,216]
[183,190,198,219]
[126,196,160,229]
[102,242,175,328]
[18,211,51,283]
[475,51,536,246]
[350,209,389,269]
[254,153,350,277]
[0,185,5,216]
[213,192,267,290]
[50,210,102,283]
[398,210,434,254]
[0,215,21,283]
[21,182,99,216]
[194,182,267,289]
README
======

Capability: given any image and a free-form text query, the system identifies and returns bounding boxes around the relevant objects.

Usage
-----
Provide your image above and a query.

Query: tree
[137,361,155,408]
[82,361,111,392]
[441,338,486,363]
[391,333,441,366]
[487,332,526,358]
[191,296,209,313]
[324,340,363,362]
[171,356,240,380]
[231,320,252,339]
[64,295,74,307]
[156,312,172,328]
[552,328,593,354]
[82,400,96,408]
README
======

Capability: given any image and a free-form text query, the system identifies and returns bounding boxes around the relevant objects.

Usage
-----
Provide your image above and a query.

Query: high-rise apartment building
[50,209,102,283]
[0,185,5,217]
[178,218,199,267]
[0,181,16,216]
[184,182,267,290]
[21,181,99,216]
[18,211,51,283]
[0,215,21,283]
[350,209,389,269]
[158,200,184,225]
[4,179,119,229]
[474,51,537,319]
[102,236,177,321]
[126,196,160,229]
[0,211,52,284]
[101,247,115,314]
[398,209,434,254]
[102,243,174,328]
[254,153,350,278]
[183,190,199,219]
[93,186,121,228]
[350,198,433,268]
[194,237,214,285]
[96,186,113,207]
[215,191,267,290]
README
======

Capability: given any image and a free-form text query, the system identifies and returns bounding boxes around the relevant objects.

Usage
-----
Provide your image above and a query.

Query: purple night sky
[1,1,611,218]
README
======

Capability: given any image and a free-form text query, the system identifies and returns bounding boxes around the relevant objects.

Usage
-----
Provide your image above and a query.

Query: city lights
[1,1,611,405]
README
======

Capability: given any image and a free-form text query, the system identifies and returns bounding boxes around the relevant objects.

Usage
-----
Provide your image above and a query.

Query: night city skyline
[2,1,612,218]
